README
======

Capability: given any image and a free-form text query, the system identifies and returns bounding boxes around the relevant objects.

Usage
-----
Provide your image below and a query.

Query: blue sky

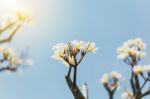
[0,0,150,99]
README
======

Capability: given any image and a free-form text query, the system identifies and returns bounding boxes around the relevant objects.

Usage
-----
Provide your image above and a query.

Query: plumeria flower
[25,59,33,66]
[1,10,33,30]
[132,64,150,75]
[101,71,122,91]
[133,65,143,75]
[52,43,67,51]
[117,38,147,65]
[52,43,67,61]
[15,10,33,25]
[86,42,97,53]
[133,38,146,50]
[101,73,109,84]
[52,50,64,61]
[0,45,33,73]
[0,44,16,60]
[52,40,97,67]
[143,65,150,74]
[11,55,23,66]
[71,40,85,50]
[121,90,134,99]
[111,71,122,79]
[52,40,97,85]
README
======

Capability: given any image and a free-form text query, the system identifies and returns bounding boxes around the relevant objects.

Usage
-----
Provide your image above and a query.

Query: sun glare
[3,0,18,9]
[4,0,17,5]
[0,0,22,16]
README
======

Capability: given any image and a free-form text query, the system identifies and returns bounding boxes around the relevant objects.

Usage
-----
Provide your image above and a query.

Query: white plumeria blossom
[52,43,68,61]
[121,90,133,99]
[101,71,122,91]
[0,45,33,72]
[131,64,150,74]
[25,59,33,66]
[15,10,33,26]
[101,73,109,84]
[133,38,146,49]
[82,83,88,99]
[111,71,122,80]
[52,40,97,67]
[52,43,68,51]
[86,42,98,53]
[71,40,97,52]
[133,65,143,75]
[143,65,150,73]
[117,38,146,60]
[1,10,33,28]
[0,44,16,59]
[11,55,22,66]
[71,40,85,50]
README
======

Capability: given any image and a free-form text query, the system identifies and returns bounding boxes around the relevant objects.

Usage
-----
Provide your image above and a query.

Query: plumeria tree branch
[130,70,136,95]
[101,38,150,99]
[104,83,117,99]
[0,11,33,74]
[0,22,15,34]
[101,71,122,99]
[65,76,86,99]
[0,11,32,44]
[116,38,150,99]
[140,88,150,98]
[0,25,20,44]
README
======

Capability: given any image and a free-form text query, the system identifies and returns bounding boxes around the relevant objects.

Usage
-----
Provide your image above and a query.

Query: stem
[131,59,141,96]
[134,74,141,94]
[130,71,136,95]
[104,84,116,99]
[136,75,150,98]
[73,66,77,86]
[109,92,114,99]
[67,66,72,78]
[140,78,149,92]
[140,90,150,98]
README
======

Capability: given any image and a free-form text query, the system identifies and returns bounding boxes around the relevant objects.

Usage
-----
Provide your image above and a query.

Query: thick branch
[0,25,20,44]
[0,22,15,34]
[65,76,85,99]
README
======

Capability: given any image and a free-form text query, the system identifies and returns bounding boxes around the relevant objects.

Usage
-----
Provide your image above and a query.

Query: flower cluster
[15,10,33,25]
[117,38,146,64]
[101,71,122,91]
[121,90,134,99]
[0,45,33,73]
[2,10,33,29]
[52,40,97,67]
[133,65,150,75]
